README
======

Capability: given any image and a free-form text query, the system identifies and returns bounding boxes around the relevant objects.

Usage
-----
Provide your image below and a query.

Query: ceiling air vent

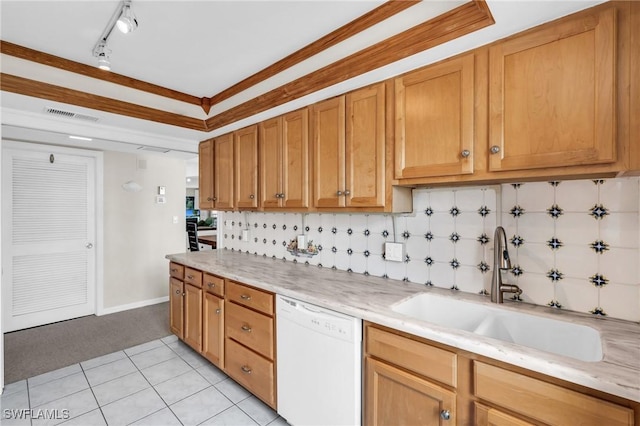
[137,146,171,154]
[44,107,100,122]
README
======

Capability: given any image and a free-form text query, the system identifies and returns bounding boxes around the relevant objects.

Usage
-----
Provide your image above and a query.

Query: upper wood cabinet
[234,125,259,209]
[259,109,309,209]
[488,8,616,172]
[395,53,475,179]
[198,139,215,210]
[213,133,234,210]
[312,96,346,208]
[312,83,394,210]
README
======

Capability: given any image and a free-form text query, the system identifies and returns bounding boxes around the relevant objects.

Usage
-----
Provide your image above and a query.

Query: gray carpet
[4,302,170,384]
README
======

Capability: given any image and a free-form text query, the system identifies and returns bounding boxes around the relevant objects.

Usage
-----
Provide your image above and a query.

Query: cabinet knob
[336,190,343,196]
[207,282,214,288]
[461,149,471,158]
[241,324,252,333]
[275,193,280,199]
[175,289,180,295]
[182,292,185,297]
[241,365,252,374]
[280,193,285,198]
[249,194,255,199]
[207,197,213,201]
[215,308,221,314]
[213,197,218,201]
[187,275,194,280]
[344,190,350,196]
[490,145,501,154]
[440,410,451,421]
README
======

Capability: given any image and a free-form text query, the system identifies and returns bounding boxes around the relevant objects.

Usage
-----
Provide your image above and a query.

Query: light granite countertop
[166,250,640,403]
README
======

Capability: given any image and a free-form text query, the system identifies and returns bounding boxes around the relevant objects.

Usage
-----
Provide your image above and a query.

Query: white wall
[102,151,185,311]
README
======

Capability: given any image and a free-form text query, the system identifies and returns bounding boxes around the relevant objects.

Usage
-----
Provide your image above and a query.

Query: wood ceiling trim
[205,0,494,131]
[0,40,203,107]
[0,73,207,132]
[207,0,421,107]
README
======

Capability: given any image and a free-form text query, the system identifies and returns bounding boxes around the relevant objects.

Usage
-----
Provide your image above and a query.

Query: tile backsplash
[220,177,640,322]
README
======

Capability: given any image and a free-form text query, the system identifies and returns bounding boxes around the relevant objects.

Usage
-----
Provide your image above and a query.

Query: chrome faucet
[491,226,522,303]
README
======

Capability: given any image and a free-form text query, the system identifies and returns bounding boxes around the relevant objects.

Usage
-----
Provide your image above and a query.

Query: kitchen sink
[392,293,603,362]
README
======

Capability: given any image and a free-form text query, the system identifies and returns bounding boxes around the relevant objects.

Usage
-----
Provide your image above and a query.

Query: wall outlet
[242,230,249,241]
[384,242,405,262]
[297,234,306,249]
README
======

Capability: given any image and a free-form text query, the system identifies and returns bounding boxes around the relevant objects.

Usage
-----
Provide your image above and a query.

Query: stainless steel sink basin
[392,293,603,362]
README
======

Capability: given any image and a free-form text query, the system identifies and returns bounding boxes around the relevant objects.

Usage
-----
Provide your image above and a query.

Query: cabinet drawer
[226,302,274,359]
[474,362,633,426]
[226,280,274,315]
[366,325,456,387]
[184,267,202,288]
[169,262,184,280]
[225,338,275,408]
[203,273,225,297]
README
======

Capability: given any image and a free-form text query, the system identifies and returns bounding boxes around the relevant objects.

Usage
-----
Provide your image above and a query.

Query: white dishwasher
[276,295,362,426]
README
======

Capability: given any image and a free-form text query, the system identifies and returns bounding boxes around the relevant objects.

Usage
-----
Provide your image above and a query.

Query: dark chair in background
[187,221,199,251]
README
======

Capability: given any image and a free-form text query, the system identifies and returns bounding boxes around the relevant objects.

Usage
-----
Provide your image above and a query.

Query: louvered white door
[2,145,96,332]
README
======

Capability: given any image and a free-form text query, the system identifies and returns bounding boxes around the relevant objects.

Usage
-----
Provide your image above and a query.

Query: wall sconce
[122,180,143,192]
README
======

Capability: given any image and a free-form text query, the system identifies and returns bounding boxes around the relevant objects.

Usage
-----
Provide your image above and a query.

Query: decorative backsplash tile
[220,177,640,322]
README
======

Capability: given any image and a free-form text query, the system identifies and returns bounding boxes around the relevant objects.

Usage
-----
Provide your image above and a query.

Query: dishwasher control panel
[277,296,360,342]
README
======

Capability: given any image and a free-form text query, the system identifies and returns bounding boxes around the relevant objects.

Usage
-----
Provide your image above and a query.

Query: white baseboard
[97,296,169,316]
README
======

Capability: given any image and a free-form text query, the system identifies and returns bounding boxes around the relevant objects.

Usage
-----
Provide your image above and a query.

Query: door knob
[86,243,93,249]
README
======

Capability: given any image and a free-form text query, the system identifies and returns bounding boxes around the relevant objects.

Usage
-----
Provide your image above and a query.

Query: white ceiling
[0,0,606,162]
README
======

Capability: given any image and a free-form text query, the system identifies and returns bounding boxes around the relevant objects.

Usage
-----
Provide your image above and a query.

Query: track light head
[95,43,111,71]
[117,2,138,34]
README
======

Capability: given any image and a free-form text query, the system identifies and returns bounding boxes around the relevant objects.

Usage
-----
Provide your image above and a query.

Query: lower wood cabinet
[364,322,637,426]
[224,280,276,409]
[169,276,183,339]
[183,282,202,352]
[365,323,457,425]
[202,291,224,367]
[169,262,276,409]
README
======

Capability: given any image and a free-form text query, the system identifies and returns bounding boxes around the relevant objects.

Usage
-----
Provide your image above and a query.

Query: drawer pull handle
[241,324,252,333]
[171,268,178,273]
[207,282,214,288]
[240,294,251,301]
[187,275,194,280]
[241,365,252,374]
[440,410,451,421]
[215,308,221,314]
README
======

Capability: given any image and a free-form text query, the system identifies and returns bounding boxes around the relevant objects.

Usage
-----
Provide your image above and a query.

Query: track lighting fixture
[92,0,138,70]
[116,1,138,34]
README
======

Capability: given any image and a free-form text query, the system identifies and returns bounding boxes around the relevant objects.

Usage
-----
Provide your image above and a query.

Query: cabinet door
[214,133,234,210]
[312,97,346,208]
[202,293,224,368]
[259,117,283,208]
[198,140,215,210]
[282,108,309,208]
[183,283,202,352]
[489,8,616,171]
[395,53,475,179]
[235,125,259,209]
[365,357,456,426]
[169,278,183,339]
[346,83,385,208]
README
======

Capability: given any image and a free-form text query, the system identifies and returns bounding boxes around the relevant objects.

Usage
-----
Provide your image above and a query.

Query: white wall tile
[600,283,640,322]
[221,177,638,322]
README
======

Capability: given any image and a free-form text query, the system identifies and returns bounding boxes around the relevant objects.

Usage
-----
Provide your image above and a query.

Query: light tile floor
[1,335,289,426]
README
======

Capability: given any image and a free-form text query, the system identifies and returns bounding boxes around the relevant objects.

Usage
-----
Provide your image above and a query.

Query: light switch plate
[385,242,405,262]
[242,230,249,241]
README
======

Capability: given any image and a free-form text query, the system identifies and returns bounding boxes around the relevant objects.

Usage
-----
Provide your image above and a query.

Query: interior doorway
[2,141,102,332]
